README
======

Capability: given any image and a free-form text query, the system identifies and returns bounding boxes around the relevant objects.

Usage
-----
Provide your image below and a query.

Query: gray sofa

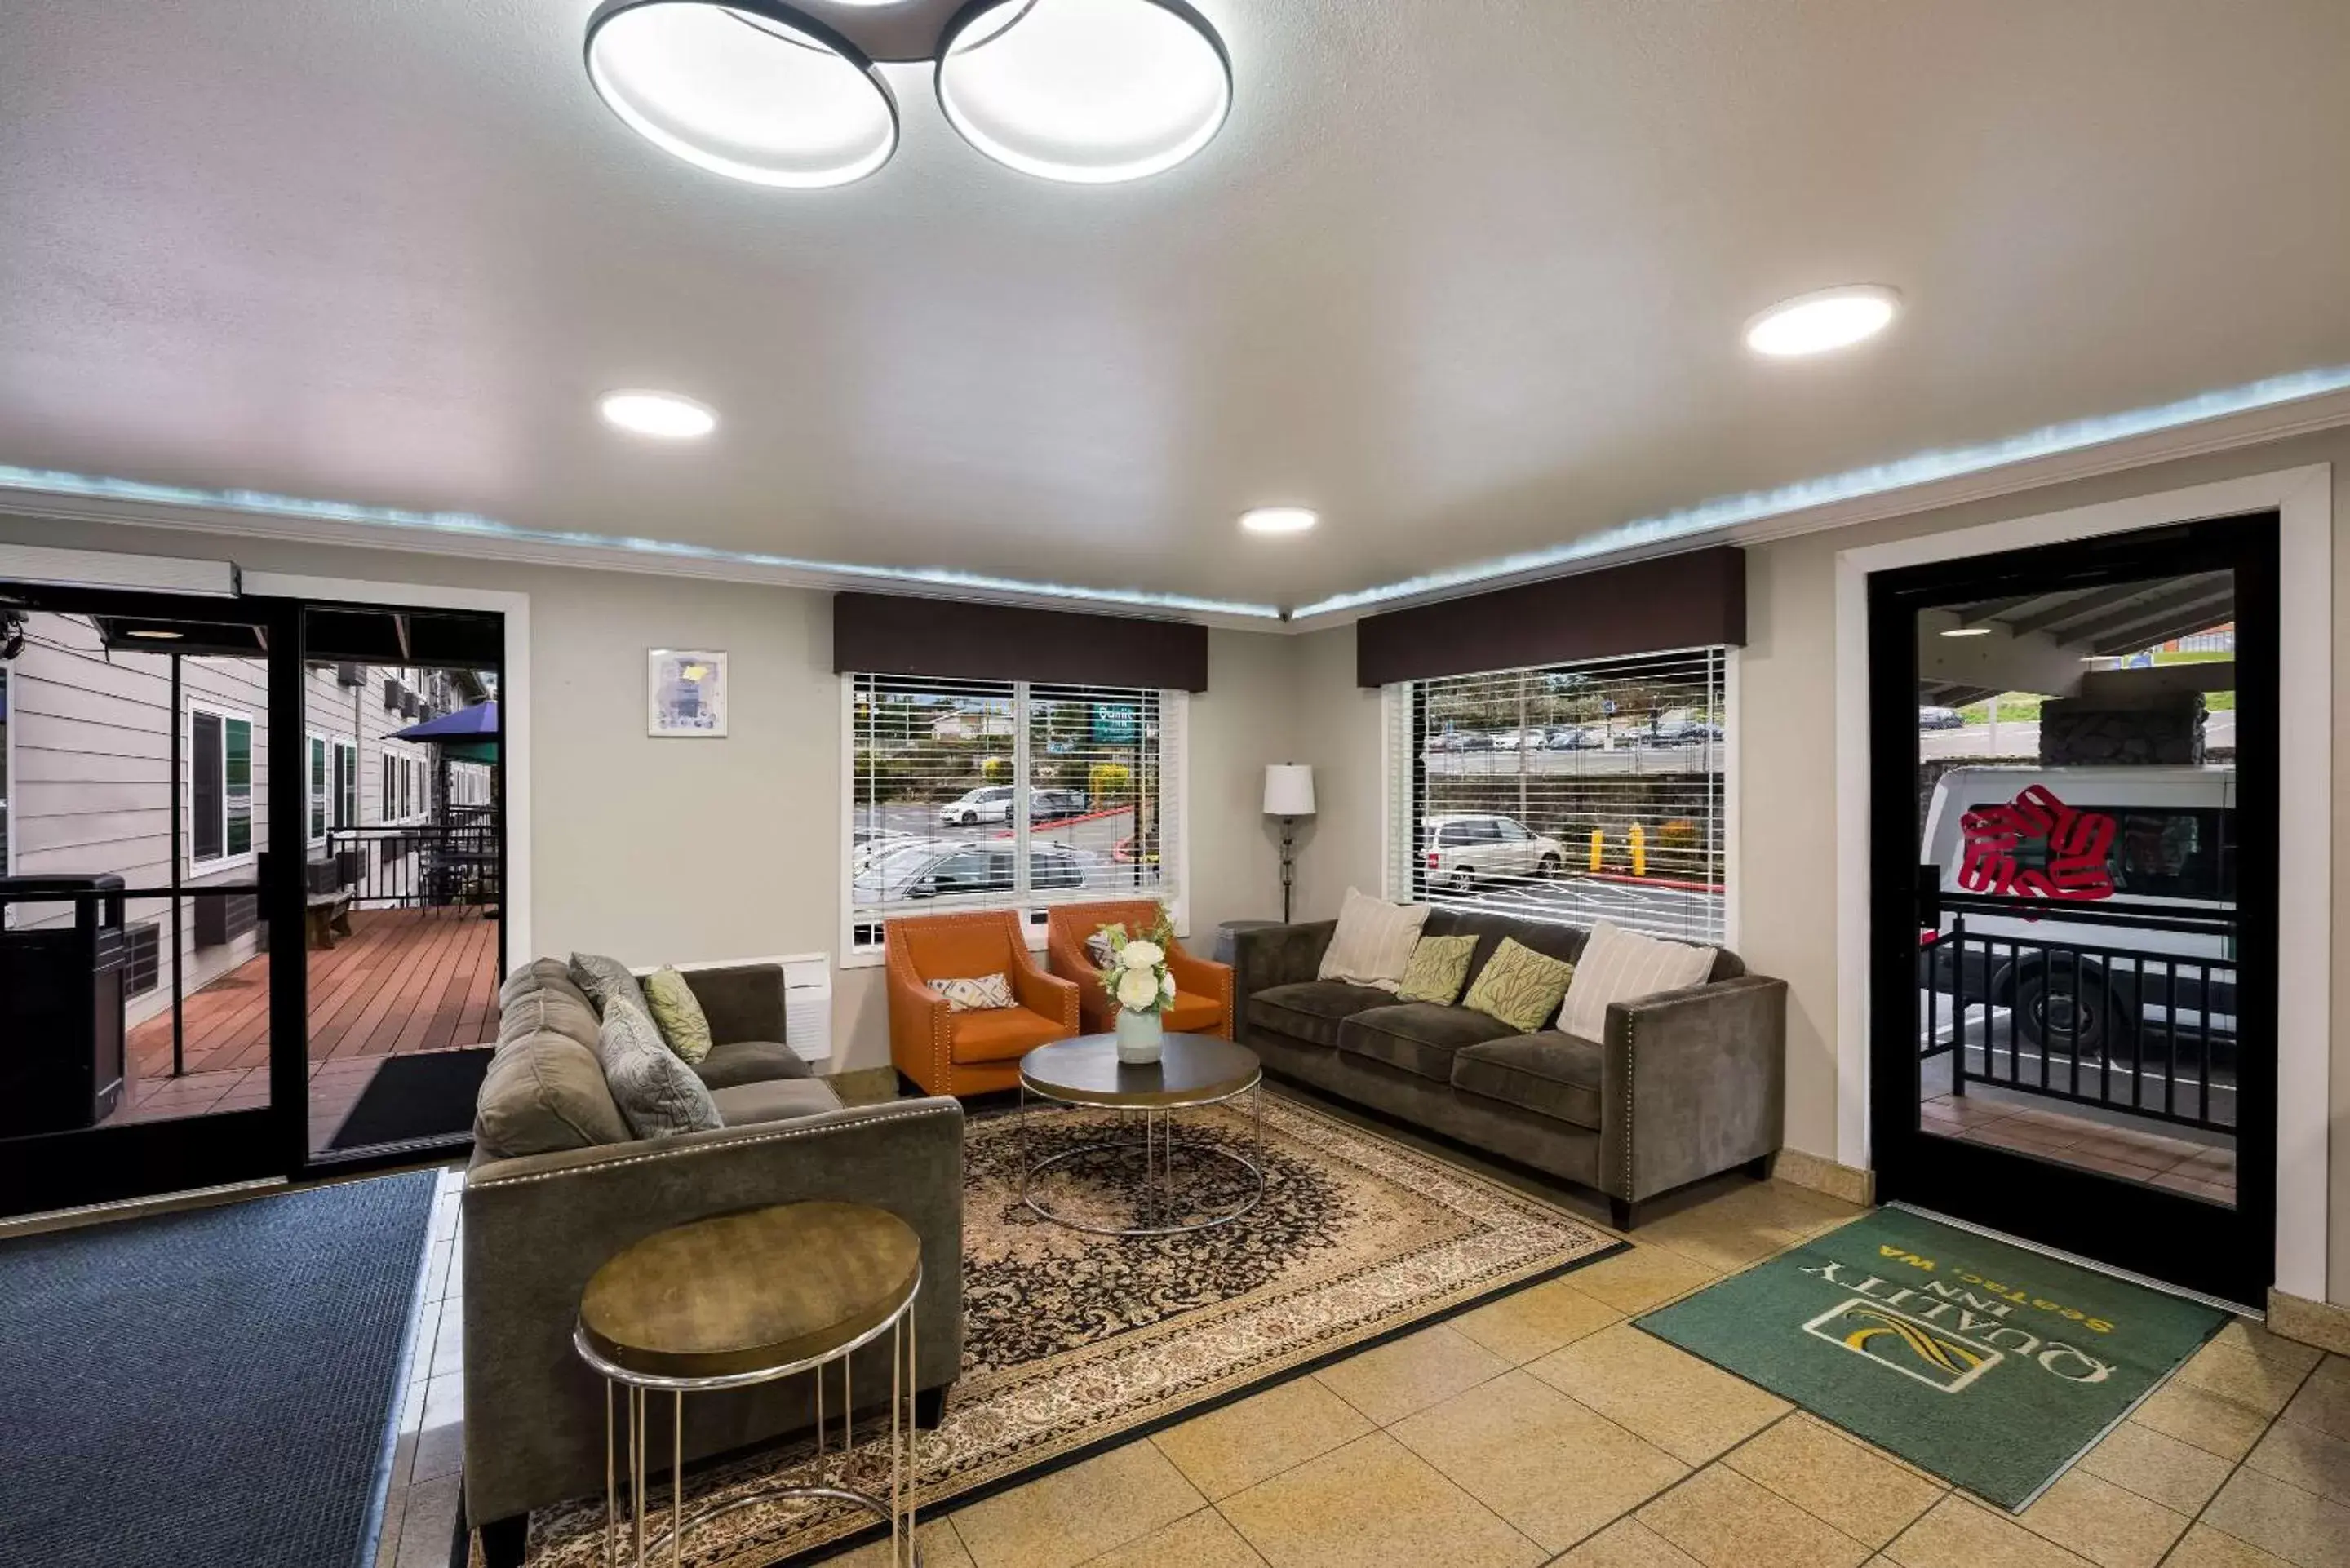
[1234,910,1785,1229]
[462,959,962,1568]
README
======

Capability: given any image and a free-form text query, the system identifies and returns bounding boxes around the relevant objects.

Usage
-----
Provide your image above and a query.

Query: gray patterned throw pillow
[595,999,721,1139]
[569,951,649,1020]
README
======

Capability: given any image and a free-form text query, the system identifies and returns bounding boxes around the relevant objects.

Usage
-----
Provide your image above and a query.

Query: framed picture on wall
[647,649,729,737]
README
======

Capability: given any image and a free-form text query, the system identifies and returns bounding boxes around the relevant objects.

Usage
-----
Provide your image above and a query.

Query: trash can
[0,875,128,1136]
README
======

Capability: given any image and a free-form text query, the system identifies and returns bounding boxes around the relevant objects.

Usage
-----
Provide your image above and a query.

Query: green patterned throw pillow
[641,967,714,1064]
[1396,933,1479,1006]
[1460,938,1576,1034]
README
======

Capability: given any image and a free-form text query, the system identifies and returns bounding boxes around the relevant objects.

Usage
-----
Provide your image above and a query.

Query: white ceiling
[5,1,2350,616]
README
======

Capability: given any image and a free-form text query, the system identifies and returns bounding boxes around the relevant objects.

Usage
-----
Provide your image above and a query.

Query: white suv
[1423,813,1566,893]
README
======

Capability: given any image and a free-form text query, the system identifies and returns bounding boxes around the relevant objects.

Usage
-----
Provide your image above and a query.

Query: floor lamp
[1263,764,1316,924]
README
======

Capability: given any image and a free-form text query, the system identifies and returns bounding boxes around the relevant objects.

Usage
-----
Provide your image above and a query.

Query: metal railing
[1919,917,2237,1132]
[324,818,500,912]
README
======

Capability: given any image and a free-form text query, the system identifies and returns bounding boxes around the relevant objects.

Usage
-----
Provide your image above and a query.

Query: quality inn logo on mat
[1803,1299,2001,1393]
[1630,1207,2228,1510]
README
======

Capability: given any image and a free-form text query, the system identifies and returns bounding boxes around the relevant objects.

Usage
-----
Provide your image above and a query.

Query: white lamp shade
[1263,764,1316,817]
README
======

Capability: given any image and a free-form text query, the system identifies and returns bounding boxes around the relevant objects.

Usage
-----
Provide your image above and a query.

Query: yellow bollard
[1588,829,1603,873]
[1630,823,1647,878]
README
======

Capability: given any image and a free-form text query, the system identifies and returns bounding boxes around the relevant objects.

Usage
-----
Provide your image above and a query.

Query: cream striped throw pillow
[1317,888,1431,991]
[1557,922,1717,1043]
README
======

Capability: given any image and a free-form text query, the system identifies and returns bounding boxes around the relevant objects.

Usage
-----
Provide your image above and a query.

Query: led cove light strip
[1289,363,2350,619]
[2,364,2345,626]
[0,466,1284,621]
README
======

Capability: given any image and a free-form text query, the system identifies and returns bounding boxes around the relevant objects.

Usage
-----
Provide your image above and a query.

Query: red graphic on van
[1956,784,2117,902]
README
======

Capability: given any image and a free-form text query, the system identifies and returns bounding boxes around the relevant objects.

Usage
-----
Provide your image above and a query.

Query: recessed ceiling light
[1745,285,1902,357]
[125,627,185,640]
[599,389,718,440]
[937,0,1233,184]
[1940,626,1992,638]
[1239,507,1318,535]
[583,0,898,188]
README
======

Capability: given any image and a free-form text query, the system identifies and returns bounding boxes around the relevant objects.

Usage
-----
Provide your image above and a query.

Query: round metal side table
[1017,1033,1265,1238]
[573,1201,924,1567]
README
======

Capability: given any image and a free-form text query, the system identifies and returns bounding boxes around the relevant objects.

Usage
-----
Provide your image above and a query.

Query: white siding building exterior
[0,612,491,1030]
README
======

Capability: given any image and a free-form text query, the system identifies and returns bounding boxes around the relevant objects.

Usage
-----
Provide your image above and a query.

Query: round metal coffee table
[574,1201,924,1567]
[1017,1034,1265,1237]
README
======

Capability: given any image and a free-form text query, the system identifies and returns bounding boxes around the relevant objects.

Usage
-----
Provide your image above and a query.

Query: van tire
[2014,959,2138,1066]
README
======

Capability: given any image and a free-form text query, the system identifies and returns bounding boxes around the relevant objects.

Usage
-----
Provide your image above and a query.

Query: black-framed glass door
[0,585,507,1217]
[296,601,506,1167]
[1868,512,2278,1306]
[0,585,308,1216]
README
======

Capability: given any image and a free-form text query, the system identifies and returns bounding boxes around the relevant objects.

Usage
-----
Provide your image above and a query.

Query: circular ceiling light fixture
[1744,284,1902,358]
[1239,506,1318,535]
[937,0,1233,184]
[583,0,898,188]
[600,389,720,439]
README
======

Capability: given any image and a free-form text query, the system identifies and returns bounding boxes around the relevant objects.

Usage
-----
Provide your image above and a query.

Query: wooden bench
[304,890,354,950]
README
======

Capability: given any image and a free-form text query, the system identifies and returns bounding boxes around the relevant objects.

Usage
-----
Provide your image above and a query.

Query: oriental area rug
[503,1089,1619,1566]
[1636,1204,2226,1509]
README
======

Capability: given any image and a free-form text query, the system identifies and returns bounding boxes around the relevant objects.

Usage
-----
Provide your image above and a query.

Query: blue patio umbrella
[390,700,498,763]
[388,699,497,742]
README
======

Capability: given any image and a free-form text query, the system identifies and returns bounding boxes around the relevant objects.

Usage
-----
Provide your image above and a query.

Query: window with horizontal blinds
[848,673,1180,942]
[1388,649,1728,945]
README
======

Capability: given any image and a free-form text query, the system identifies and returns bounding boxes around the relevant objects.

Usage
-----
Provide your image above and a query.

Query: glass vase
[1115,1006,1164,1065]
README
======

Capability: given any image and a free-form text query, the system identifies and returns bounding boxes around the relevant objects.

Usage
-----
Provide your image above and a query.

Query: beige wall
[1286,623,1386,920]
[0,513,1302,1076]
[8,424,2344,1301]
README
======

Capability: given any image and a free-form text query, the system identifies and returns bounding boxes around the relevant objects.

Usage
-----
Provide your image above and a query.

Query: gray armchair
[462,959,963,1566]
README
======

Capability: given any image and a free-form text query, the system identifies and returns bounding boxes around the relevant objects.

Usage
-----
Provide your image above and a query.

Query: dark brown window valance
[832,592,1210,692]
[1355,546,1746,687]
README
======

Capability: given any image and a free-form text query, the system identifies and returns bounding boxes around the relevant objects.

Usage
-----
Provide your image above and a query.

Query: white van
[1918,764,2236,1060]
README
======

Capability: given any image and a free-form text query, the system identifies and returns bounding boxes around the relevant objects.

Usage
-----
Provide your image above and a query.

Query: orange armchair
[886,910,1080,1097]
[1044,901,1235,1040]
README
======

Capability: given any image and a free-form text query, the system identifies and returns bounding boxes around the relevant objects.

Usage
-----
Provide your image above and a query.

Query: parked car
[1031,787,1089,821]
[850,828,920,873]
[854,839,1092,901]
[1918,706,1966,730]
[938,785,1018,826]
[936,786,1085,826]
[1547,724,1600,750]
[1919,764,2237,1063]
[1423,813,1566,893]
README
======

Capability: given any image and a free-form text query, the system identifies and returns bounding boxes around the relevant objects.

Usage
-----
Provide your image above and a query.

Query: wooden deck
[126,908,503,1079]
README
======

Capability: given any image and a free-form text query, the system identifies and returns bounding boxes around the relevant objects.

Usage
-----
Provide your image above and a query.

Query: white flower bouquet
[1093,913,1178,1017]
[1093,911,1179,1063]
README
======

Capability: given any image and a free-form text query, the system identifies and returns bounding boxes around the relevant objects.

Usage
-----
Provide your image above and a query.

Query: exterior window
[382,753,394,822]
[189,706,255,868]
[846,674,1182,943]
[335,740,358,829]
[1389,649,1729,944]
[2008,805,2234,902]
[308,734,329,844]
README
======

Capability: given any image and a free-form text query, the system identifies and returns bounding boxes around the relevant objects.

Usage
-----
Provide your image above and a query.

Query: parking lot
[857,800,1146,872]
[1423,741,1720,777]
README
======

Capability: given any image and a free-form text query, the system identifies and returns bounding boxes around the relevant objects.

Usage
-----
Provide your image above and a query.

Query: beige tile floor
[376,1129,2350,1568]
